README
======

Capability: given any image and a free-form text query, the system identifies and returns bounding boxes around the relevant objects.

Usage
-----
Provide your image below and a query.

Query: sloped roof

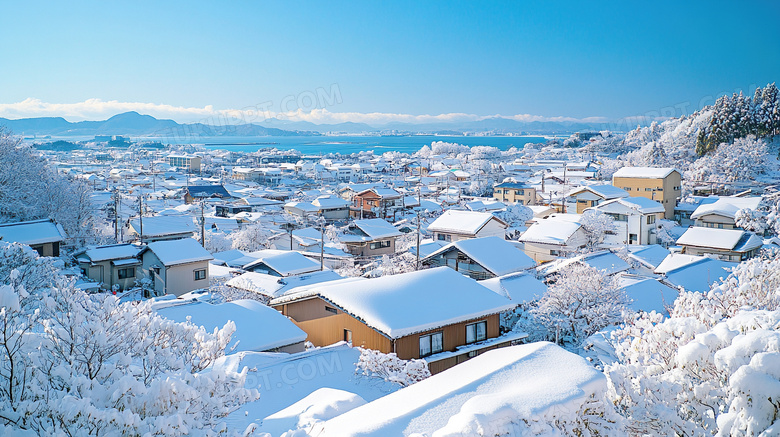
[479,272,547,303]
[186,185,232,198]
[272,267,515,339]
[243,251,321,276]
[690,197,762,220]
[567,184,629,200]
[129,215,196,238]
[349,218,402,240]
[424,236,536,276]
[427,210,507,235]
[0,219,66,245]
[80,243,142,263]
[145,238,213,266]
[519,218,582,245]
[593,197,665,214]
[676,227,760,251]
[612,167,679,179]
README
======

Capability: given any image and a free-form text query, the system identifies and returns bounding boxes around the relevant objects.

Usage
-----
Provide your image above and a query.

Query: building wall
[694,214,737,229]
[612,172,681,219]
[393,314,500,360]
[344,238,396,257]
[427,339,512,374]
[276,297,392,352]
[493,187,536,205]
[522,242,568,263]
[681,245,756,262]
[142,251,209,296]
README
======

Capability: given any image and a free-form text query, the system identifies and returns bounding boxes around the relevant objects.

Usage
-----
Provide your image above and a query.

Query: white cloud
[0,98,608,126]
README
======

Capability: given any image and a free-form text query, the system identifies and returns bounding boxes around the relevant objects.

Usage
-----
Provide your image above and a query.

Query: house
[478,271,547,304]
[167,154,201,173]
[492,182,537,205]
[0,219,66,257]
[128,215,196,243]
[184,185,233,204]
[283,201,319,220]
[225,269,344,300]
[587,196,665,245]
[537,250,630,278]
[242,250,322,277]
[676,227,762,262]
[311,195,350,221]
[349,187,404,220]
[269,227,323,252]
[74,243,143,291]
[340,218,402,257]
[271,267,518,374]
[422,236,536,280]
[140,238,213,296]
[154,299,307,353]
[426,210,508,242]
[625,244,671,273]
[690,196,762,230]
[566,184,629,214]
[615,274,679,315]
[518,215,587,263]
[612,167,682,219]
[311,343,604,436]
[654,253,736,293]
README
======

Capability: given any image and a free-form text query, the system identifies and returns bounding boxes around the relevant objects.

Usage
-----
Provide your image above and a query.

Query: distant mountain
[0,112,623,138]
[0,111,319,138]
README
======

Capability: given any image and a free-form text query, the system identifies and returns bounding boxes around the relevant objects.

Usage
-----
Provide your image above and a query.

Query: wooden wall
[394,314,500,360]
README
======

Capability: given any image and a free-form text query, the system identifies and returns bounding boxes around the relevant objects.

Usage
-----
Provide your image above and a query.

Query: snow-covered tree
[580,210,615,249]
[519,263,629,347]
[230,223,275,251]
[734,208,768,234]
[0,130,99,246]
[687,135,776,183]
[355,348,430,387]
[606,253,780,435]
[494,203,533,229]
[655,219,678,246]
[0,241,258,435]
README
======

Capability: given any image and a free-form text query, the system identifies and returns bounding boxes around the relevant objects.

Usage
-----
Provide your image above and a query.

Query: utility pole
[138,193,144,242]
[200,202,205,247]
[320,220,325,271]
[114,189,120,243]
[416,210,421,271]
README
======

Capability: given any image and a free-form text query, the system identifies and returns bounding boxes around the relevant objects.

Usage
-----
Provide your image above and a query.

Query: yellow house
[612,167,682,219]
[493,182,536,205]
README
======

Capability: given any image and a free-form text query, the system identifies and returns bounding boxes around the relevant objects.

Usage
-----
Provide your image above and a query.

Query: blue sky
[0,1,778,124]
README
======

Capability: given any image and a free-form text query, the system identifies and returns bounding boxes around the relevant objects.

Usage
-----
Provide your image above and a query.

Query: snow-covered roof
[284,201,319,213]
[154,299,306,352]
[273,267,516,339]
[690,196,762,220]
[427,210,506,235]
[660,256,736,293]
[539,250,630,277]
[616,274,678,315]
[592,196,665,214]
[424,236,536,276]
[0,219,66,245]
[567,184,629,200]
[612,166,679,179]
[676,227,762,252]
[519,218,582,245]
[349,218,402,240]
[129,215,196,237]
[210,344,400,433]
[145,238,213,266]
[627,244,670,269]
[243,251,322,277]
[227,270,343,299]
[312,342,606,437]
[312,195,349,209]
[479,272,547,303]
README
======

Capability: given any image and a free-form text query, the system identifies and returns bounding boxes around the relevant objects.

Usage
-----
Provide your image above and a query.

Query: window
[624,187,631,191]
[629,233,638,244]
[466,321,487,344]
[194,269,206,281]
[515,190,523,195]
[344,329,352,343]
[647,215,656,225]
[645,188,653,191]
[370,240,391,250]
[608,213,628,222]
[437,234,447,241]
[117,268,134,279]
[419,332,443,357]
[325,306,338,314]
[494,189,502,194]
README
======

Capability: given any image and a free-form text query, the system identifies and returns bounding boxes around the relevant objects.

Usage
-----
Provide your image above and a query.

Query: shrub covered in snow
[355,348,430,387]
